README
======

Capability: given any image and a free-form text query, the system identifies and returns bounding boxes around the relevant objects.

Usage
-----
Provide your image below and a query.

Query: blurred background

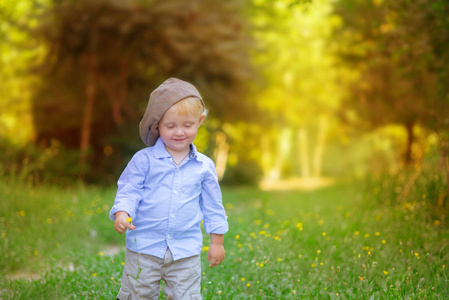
[1,0,448,190]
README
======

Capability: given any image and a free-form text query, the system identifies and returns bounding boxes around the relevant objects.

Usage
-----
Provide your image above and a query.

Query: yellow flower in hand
[126,217,133,223]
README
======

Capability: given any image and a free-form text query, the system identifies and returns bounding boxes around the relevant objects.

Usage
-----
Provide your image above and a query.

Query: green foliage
[0,138,85,186]
[1,178,448,298]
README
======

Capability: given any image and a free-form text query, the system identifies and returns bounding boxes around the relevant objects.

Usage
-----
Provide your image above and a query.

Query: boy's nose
[175,128,184,135]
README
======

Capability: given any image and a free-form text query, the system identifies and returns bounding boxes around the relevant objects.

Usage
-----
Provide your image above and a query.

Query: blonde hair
[171,97,207,117]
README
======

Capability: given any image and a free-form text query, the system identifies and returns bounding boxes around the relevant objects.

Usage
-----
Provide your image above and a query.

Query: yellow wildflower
[126,217,132,223]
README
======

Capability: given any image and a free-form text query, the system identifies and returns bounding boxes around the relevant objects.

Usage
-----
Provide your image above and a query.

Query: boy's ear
[199,114,205,124]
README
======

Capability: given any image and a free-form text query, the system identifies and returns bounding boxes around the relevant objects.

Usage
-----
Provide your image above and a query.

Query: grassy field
[1,177,448,299]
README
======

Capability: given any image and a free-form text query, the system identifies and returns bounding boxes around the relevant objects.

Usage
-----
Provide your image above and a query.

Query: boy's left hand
[207,244,225,267]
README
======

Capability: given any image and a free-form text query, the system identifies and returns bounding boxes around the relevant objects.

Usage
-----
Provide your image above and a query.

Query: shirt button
[167,235,171,239]
[171,214,175,219]
[173,190,178,195]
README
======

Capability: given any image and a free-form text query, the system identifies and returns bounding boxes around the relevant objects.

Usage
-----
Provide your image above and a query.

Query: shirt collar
[153,137,198,160]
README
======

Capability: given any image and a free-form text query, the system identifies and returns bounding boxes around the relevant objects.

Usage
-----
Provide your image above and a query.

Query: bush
[0,138,85,186]
[221,160,263,186]
[362,164,449,219]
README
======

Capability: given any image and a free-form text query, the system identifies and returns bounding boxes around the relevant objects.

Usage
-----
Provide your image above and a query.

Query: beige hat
[139,78,204,146]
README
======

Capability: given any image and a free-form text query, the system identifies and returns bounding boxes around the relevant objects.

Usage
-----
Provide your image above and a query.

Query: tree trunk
[266,127,291,181]
[404,121,414,165]
[312,116,328,178]
[440,135,449,206]
[79,53,97,167]
[214,131,229,181]
[261,136,272,179]
[297,127,310,178]
[97,58,129,126]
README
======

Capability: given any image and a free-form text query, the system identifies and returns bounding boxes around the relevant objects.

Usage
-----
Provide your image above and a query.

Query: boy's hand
[207,244,225,267]
[207,233,225,267]
[114,211,136,234]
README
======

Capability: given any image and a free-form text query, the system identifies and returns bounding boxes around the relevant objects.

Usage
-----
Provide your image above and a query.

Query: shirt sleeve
[109,151,148,221]
[199,159,229,234]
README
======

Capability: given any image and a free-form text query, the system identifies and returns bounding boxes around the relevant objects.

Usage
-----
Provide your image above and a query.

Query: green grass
[1,179,448,299]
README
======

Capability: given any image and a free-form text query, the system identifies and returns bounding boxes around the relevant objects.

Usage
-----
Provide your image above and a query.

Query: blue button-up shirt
[109,138,228,261]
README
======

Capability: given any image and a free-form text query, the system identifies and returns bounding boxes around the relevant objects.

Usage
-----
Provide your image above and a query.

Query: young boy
[110,78,228,300]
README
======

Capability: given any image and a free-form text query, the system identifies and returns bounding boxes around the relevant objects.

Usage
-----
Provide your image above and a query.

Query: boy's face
[158,105,205,155]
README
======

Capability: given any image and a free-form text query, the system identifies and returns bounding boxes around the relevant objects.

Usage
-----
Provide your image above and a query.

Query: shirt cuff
[109,206,134,221]
[204,220,229,235]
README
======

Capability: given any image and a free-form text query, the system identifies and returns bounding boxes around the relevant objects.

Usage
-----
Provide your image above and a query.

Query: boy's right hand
[114,211,136,234]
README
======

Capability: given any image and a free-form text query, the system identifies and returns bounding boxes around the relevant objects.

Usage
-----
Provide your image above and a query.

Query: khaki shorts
[117,248,202,300]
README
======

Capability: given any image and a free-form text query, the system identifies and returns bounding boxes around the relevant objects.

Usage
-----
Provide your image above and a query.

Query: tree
[334,0,449,166]
[0,0,49,145]
[33,0,254,181]
[249,0,347,183]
